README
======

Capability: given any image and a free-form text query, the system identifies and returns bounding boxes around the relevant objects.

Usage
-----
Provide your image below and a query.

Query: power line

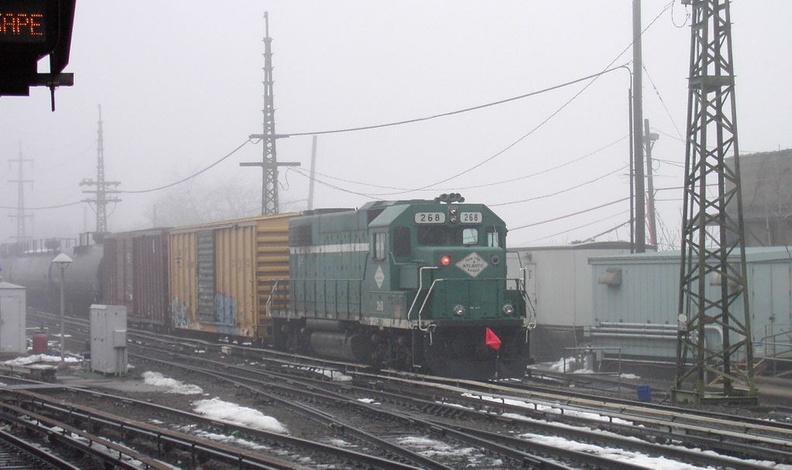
[290,134,629,195]
[522,210,630,245]
[643,64,684,140]
[294,2,671,196]
[0,200,82,211]
[584,219,633,242]
[490,164,628,208]
[119,139,253,194]
[510,197,631,232]
[279,66,629,138]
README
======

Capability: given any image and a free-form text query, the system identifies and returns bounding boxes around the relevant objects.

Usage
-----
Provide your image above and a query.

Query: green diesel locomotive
[270,195,534,379]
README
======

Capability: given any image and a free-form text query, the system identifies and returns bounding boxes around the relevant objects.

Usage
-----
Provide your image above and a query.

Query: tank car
[0,234,103,317]
[270,195,533,379]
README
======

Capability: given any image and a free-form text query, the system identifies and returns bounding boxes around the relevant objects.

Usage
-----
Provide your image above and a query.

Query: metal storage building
[588,247,792,365]
[507,241,633,362]
[0,281,26,354]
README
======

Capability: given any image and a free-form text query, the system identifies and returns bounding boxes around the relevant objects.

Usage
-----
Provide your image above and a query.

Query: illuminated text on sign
[1,12,45,41]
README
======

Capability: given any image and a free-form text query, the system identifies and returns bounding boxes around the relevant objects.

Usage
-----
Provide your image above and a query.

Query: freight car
[103,228,170,329]
[7,196,532,379]
[0,234,103,316]
[269,195,533,379]
[165,214,293,339]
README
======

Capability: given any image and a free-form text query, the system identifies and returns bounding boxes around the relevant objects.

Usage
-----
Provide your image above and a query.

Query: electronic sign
[0,0,75,100]
[1,4,47,44]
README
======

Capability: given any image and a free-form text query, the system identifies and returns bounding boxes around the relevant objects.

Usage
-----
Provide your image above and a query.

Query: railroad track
[0,427,81,470]
[22,309,792,468]
[131,341,785,469]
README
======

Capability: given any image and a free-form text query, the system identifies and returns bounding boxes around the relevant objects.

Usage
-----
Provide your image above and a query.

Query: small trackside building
[588,247,792,367]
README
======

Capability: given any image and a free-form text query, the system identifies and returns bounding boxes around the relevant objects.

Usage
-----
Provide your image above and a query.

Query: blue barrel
[636,385,652,402]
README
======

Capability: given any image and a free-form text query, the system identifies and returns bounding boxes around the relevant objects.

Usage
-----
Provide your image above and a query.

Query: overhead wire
[0,200,82,211]
[288,134,628,194]
[278,66,629,138]
[119,138,253,194]
[522,210,630,245]
[510,197,631,232]
[5,3,675,227]
[293,1,672,199]
[490,164,629,207]
[365,1,673,195]
[643,64,684,140]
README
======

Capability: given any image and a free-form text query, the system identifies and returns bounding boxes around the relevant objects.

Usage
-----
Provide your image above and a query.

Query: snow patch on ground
[192,397,288,434]
[142,371,205,395]
[3,354,80,366]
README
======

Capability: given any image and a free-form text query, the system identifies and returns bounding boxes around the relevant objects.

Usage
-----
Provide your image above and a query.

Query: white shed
[507,241,634,362]
[0,281,27,354]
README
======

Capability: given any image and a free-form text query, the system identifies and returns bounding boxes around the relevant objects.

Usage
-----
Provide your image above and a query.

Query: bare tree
[145,176,260,227]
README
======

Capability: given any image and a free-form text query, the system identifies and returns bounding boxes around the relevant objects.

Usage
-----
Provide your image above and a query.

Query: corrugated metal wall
[589,248,792,361]
[168,214,292,338]
[104,229,169,327]
[132,232,169,326]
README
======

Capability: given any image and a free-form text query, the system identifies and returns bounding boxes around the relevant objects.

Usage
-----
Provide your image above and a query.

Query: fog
[1,1,790,249]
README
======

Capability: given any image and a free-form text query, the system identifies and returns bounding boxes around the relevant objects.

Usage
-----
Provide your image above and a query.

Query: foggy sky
[1,1,790,248]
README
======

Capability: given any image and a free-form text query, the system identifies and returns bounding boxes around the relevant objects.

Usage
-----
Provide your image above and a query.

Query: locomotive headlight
[502,303,515,316]
[440,255,452,266]
[448,205,459,223]
[453,304,466,316]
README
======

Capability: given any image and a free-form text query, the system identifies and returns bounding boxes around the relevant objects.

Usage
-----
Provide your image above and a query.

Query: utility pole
[307,135,318,211]
[632,0,646,253]
[644,119,659,247]
[673,0,756,405]
[8,143,33,243]
[242,12,299,215]
[80,105,120,233]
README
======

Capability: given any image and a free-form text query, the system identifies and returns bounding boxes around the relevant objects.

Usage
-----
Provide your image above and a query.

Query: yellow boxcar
[168,214,293,340]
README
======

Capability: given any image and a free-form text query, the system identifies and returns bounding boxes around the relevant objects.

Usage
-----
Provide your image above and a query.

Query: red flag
[485,328,502,351]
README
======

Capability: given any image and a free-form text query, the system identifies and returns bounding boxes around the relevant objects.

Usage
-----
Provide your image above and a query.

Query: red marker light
[439,255,451,266]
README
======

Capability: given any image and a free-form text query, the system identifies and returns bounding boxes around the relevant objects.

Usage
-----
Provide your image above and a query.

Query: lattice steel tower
[8,143,33,242]
[80,106,120,233]
[673,0,757,404]
[242,13,298,215]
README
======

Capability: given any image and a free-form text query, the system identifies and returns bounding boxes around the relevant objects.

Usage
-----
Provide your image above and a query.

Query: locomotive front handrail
[416,278,444,329]
[406,266,438,325]
[518,268,538,330]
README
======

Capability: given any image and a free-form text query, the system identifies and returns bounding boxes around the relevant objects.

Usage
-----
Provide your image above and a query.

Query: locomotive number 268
[414,212,446,224]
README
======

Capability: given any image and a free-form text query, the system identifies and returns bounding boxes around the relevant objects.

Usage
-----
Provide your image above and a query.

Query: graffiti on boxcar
[171,298,190,329]
[215,293,236,326]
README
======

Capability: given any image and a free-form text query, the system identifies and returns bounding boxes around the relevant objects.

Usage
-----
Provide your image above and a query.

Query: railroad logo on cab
[374,265,385,289]
[456,252,488,278]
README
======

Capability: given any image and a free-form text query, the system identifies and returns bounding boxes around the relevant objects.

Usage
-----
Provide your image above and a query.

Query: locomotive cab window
[487,227,503,248]
[393,226,411,257]
[461,228,478,246]
[418,226,480,247]
[372,232,387,260]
